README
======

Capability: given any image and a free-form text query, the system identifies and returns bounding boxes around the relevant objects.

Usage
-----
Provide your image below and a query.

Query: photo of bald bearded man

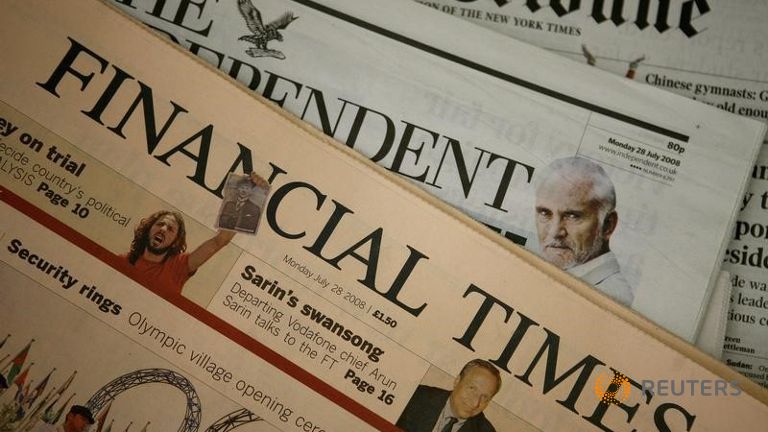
[534,156,633,306]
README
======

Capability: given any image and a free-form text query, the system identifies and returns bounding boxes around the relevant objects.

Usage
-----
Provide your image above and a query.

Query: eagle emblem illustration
[237,0,298,60]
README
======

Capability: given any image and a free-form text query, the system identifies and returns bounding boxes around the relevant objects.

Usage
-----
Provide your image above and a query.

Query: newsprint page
[2,1,768,432]
[107,0,764,343]
[414,0,768,389]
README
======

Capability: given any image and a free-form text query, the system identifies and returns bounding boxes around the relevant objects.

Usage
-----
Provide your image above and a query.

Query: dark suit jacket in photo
[396,385,496,432]
[218,199,261,233]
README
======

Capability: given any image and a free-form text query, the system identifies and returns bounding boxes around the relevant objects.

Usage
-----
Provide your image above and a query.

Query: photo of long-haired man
[118,172,269,297]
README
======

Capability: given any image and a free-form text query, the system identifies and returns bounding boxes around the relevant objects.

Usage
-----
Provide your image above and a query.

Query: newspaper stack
[0,1,766,431]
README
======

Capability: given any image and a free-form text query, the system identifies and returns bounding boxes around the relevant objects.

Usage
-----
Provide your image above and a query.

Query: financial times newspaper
[415,0,768,387]
[2,1,768,432]
[107,0,765,342]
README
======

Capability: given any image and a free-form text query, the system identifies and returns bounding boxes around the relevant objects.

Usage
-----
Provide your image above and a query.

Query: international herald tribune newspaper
[414,0,768,388]
[1,1,767,432]
[108,0,764,343]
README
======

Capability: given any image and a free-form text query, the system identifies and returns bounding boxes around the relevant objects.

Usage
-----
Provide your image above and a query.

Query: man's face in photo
[236,182,253,200]
[449,366,498,420]
[147,214,179,255]
[535,176,606,269]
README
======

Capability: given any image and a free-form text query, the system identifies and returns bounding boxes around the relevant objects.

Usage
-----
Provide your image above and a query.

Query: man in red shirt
[121,210,234,295]
[121,173,267,295]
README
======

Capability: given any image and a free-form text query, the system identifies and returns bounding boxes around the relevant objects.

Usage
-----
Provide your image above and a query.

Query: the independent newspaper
[1,1,768,432]
[108,0,763,343]
[414,0,768,388]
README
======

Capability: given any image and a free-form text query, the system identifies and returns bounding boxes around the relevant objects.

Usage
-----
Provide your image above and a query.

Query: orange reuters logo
[594,371,631,405]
